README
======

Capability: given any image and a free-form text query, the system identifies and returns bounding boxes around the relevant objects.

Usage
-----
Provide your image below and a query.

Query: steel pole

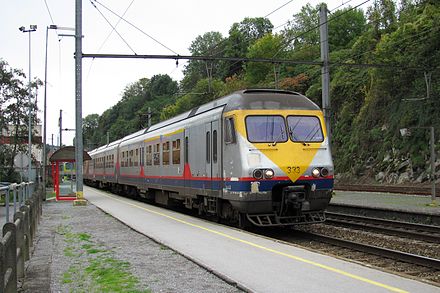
[43,26,49,196]
[28,30,32,182]
[75,0,85,204]
[319,4,331,145]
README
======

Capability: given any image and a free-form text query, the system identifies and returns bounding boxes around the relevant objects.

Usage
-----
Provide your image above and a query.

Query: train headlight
[320,167,329,177]
[253,169,264,180]
[264,169,274,179]
[312,168,320,178]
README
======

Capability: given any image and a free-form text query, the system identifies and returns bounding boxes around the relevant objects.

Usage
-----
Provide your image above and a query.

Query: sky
[1,0,370,147]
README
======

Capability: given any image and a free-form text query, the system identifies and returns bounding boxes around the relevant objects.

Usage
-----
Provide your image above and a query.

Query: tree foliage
[72,0,439,182]
[0,60,41,182]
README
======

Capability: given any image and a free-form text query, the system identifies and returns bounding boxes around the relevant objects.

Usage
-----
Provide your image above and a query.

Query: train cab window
[224,117,236,144]
[172,139,181,165]
[206,131,211,163]
[245,115,287,143]
[213,130,217,163]
[153,143,160,166]
[146,145,152,166]
[163,141,170,165]
[287,116,323,143]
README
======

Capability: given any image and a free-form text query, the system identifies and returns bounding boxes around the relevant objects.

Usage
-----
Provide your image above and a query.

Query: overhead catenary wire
[96,0,136,54]
[89,0,137,55]
[91,0,179,55]
[221,0,371,76]
[264,0,294,18]
[272,0,372,58]
[86,0,136,80]
[81,53,433,72]
[202,0,298,58]
[43,0,61,40]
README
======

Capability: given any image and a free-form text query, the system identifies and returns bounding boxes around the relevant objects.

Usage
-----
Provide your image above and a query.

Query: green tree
[244,34,284,85]
[328,7,367,50]
[0,59,41,182]
[181,32,225,91]
[223,17,273,78]
[282,4,320,50]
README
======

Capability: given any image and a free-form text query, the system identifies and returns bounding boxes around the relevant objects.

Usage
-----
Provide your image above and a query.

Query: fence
[0,183,42,293]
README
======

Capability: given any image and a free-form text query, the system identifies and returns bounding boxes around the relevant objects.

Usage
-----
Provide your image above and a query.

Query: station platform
[8,187,440,291]
[332,190,440,215]
[79,186,438,293]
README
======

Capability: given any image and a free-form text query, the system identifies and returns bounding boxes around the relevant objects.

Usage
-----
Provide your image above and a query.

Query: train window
[213,130,217,163]
[185,137,189,163]
[206,131,211,163]
[163,141,170,165]
[146,145,152,166]
[245,115,287,143]
[224,117,236,144]
[153,143,160,165]
[172,139,181,165]
[287,116,323,143]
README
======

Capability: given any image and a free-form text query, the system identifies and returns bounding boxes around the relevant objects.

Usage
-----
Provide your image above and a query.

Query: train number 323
[286,166,301,174]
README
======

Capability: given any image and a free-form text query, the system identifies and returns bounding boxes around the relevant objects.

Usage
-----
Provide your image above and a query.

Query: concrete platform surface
[84,186,440,293]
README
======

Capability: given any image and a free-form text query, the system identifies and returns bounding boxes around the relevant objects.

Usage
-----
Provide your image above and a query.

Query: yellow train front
[221,89,333,226]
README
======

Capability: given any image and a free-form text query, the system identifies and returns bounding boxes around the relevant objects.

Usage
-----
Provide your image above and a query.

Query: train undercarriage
[84,180,331,228]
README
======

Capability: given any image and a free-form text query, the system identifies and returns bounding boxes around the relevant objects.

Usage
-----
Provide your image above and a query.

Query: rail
[298,231,440,270]
[0,182,42,293]
[325,212,440,243]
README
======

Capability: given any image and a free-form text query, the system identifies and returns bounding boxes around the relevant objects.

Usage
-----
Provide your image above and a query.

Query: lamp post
[400,126,436,205]
[19,25,37,182]
[43,25,75,197]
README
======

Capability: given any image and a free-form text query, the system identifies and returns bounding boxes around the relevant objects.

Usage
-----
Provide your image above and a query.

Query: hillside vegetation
[83,0,440,184]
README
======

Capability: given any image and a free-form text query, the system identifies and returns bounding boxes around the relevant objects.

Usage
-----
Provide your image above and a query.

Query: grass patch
[58,224,150,292]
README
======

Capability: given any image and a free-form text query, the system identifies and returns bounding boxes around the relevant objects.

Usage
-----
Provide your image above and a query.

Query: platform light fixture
[19,24,37,182]
[43,24,76,197]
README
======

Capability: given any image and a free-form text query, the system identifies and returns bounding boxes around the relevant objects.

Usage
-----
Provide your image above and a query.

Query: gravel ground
[22,200,243,293]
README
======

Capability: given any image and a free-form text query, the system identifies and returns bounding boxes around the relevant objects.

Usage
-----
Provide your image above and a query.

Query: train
[84,89,334,227]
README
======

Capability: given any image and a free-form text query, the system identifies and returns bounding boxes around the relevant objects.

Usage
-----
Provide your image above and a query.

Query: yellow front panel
[226,110,327,182]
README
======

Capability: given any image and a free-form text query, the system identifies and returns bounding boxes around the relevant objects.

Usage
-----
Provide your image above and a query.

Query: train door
[205,121,221,195]
[205,123,212,191]
[184,128,191,194]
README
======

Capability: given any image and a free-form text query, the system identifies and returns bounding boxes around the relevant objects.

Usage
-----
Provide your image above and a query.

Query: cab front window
[245,115,287,143]
[287,116,323,142]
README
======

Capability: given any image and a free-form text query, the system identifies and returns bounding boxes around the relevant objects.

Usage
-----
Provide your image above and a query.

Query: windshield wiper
[272,126,285,146]
[289,127,307,146]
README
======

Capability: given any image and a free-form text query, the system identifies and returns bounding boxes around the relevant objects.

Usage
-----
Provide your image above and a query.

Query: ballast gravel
[22,200,243,293]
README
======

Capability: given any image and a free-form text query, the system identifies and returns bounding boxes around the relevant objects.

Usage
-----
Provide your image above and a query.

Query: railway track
[325,212,440,243]
[255,211,440,286]
[334,183,436,196]
[327,203,440,226]
[296,231,440,271]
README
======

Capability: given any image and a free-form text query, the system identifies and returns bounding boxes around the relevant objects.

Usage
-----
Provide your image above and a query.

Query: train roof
[93,89,320,151]
[223,89,320,112]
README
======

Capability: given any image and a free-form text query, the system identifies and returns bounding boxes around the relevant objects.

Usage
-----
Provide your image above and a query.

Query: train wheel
[238,213,251,229]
